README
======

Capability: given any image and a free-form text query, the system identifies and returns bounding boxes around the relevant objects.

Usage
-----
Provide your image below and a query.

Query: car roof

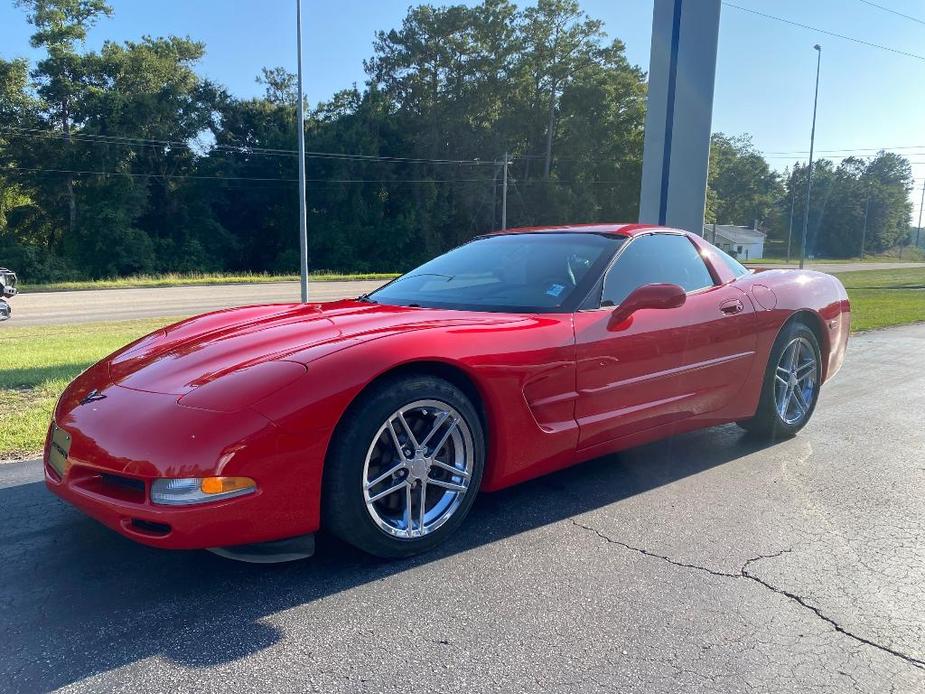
[490,223,670,238]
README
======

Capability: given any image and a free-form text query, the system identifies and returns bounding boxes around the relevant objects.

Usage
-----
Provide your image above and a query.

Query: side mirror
[607,283,686,329]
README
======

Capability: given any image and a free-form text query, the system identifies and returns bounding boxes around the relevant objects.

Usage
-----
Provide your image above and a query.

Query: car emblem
[80,389,107,405]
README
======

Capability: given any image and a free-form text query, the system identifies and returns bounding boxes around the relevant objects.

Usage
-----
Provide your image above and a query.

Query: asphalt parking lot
[1,324,923,693]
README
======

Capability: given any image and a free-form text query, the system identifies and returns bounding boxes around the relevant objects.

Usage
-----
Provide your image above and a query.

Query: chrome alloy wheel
[362,399,474,539]
[773,336,818,426]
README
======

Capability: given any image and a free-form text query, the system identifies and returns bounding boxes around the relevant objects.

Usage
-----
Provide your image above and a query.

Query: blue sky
[3,0,925,218]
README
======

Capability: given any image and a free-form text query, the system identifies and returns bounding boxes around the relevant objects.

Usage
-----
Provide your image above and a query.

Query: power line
[856,0,925,26]
[2,165,496,184]
[723,2,925,61]
[0,126,496,166]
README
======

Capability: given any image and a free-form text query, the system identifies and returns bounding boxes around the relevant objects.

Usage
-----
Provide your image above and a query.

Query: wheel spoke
[365,461,405,490]
[403,483,413,534]
[417,481,427,531]
[368,479,408,503]
[419,410,450,449]
[774,373,789,386]
[428,478,467,493]
[430,459,470,478]
[386,421,408,460]
[793,386,810,414]
[397,412,420,449]
[429,417,459,457]
[789,341,801,370]
[779,384,793,418]
[795,360,815,379]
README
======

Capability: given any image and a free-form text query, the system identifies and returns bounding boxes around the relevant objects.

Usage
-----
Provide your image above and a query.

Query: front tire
[322,374,485,558]
[738,321,822,439]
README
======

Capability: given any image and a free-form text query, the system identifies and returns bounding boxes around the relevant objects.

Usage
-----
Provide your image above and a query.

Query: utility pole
[501,152,510,231]
[799,44,822,270]
[912,183,925,259]
[786,170,795,263]
[296,0,309,303]
[859,187,871,259]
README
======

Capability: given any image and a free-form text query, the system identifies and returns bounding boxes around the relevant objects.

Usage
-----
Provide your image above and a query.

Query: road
[746,261,922,273]
[8,260,923,326]
[9,279,387,326]
[1,324,923,692]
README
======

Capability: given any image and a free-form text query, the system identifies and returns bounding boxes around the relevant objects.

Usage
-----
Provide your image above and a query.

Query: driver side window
[601,234,715,307]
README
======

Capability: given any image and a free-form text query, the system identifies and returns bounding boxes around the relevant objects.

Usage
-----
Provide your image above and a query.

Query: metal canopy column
[639,0,721,235]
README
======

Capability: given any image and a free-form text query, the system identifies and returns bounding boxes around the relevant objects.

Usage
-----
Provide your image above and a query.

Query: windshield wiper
[357,293,377,304]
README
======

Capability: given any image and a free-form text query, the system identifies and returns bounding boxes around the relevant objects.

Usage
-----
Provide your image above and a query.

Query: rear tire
[322,374,485,559]
[738,321,822,440]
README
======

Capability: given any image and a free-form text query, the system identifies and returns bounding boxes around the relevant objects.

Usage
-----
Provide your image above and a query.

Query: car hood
[106,299,524,395]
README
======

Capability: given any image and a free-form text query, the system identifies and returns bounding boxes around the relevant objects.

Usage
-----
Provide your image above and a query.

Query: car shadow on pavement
[0,424,775,690]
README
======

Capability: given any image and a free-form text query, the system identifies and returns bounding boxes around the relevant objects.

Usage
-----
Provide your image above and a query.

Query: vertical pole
[296,0,309,303]
[799,44,822,270]
[859,187,870,259]
[916,183,925,251]
[501,152,509,231]
[786,170,795,263]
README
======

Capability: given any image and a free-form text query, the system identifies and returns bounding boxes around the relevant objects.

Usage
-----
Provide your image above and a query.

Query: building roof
[702,224,766,244]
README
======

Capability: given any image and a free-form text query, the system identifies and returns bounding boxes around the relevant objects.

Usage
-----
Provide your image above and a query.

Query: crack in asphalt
[570,519,925,672]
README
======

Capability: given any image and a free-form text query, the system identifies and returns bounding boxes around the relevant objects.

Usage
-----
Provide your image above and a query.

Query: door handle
[720,299,744,315]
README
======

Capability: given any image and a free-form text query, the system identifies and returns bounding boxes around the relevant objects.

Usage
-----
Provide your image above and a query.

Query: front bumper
[45,381,328,550]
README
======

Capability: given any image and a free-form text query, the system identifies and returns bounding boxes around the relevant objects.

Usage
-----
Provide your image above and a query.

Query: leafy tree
[707,133,782,229]
[2,0,916,280]
[15,0,112,245]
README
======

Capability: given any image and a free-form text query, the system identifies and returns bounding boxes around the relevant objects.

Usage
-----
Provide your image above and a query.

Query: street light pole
[915,182,925,255]
[786,169,795,263]
[799,44,822,270]
[296,0,309,303]
[501,152,509,231]
[859,187,870,259]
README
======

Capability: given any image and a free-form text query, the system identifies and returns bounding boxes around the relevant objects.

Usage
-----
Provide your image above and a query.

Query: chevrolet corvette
[45,224,850,561]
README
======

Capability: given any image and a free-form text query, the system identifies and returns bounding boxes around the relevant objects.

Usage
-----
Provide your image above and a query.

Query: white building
[702,224,766,260]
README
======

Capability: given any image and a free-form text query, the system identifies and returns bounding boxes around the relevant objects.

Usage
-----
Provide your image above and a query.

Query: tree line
[0,0,917,282]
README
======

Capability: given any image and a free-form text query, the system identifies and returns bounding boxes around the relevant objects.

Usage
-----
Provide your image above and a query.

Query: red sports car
[45,224,850,561]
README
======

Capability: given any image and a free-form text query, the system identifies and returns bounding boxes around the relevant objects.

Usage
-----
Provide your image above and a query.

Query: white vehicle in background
[0,268,17,322]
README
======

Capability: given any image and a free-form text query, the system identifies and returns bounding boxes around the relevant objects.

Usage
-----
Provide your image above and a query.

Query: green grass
[23,270,399,293]
[833,267,925,332]
[747,251,925,265]
[1,267,923,460]
[0,317,178,460]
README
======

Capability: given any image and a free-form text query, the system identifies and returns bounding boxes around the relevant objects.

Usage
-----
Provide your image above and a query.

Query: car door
[573,232,757,449]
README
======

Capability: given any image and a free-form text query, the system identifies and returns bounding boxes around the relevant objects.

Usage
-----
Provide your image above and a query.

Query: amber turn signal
[200,476,256,495]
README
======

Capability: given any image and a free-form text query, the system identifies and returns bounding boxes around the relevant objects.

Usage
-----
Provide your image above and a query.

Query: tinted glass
[601,234,715,306]
[704,242,750,278]
[370,233,623,312]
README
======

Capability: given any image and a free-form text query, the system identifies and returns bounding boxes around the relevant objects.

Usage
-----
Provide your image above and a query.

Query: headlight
[177,361,307,413]
[151,476,257,505]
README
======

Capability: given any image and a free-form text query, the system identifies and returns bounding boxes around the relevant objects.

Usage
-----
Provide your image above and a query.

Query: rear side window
[706,244,750,278]
[601,234,715,306]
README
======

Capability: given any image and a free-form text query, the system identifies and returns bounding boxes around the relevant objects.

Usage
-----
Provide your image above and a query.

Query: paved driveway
[1,325,923,692]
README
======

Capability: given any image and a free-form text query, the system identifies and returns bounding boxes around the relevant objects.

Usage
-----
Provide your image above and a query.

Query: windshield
[369,232,624,313]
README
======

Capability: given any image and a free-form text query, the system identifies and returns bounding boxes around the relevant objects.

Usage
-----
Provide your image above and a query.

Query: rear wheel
[738,322,822,439]
[322,375,485,558]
